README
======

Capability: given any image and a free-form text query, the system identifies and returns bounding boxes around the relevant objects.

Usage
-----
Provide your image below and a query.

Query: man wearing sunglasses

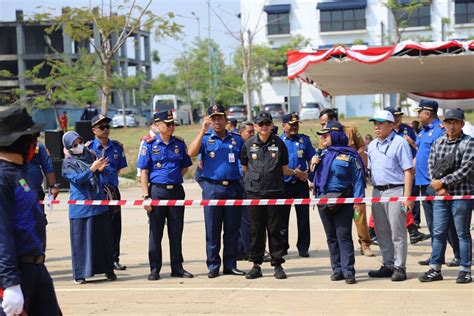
[279,113,314,258]
[87,114,128,271]
[188,104,246,278]
[367,110,414,282]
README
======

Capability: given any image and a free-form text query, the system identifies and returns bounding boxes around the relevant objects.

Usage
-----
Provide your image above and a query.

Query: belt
[152,183,180,190]
[19,255,45,264]
[374,184,404,191]
[203,178,239,186]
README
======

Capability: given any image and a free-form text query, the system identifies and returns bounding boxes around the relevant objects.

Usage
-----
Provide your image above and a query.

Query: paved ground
[45,183,473,315]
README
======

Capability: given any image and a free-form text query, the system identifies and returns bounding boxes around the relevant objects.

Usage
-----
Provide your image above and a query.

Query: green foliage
[383,0,431,43]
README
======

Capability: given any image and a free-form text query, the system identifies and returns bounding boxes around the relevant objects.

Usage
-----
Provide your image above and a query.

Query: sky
[0,0,241,77]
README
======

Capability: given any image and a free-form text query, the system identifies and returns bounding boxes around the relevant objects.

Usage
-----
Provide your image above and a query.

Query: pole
[207,0,214,107]
[191,12,201,40]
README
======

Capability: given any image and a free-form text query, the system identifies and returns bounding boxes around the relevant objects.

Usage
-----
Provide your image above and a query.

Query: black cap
[282,112,300,124]
[415,100,438,112]
[154,110,174,123]
[91,114,111,127]
[384,106,403,116]
[0,107,43,146]
[317,120,343,135]
[227,118,237,126]
[443,108,465,122]
[254,111,273,124]
[207,104,226,117]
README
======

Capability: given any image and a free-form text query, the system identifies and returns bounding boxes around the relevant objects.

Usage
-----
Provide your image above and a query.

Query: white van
[152,94,191,125]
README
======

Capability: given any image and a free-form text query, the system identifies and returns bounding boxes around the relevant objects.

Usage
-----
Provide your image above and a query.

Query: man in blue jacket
[0,107,61,315]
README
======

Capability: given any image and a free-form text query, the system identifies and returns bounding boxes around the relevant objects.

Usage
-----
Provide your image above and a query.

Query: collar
[94,138,111,150]
[424,118,441,130]
[442,133,465,144]
[256,133,275,145]
[210,129,230,140]
[155,134,174,145]
[376,131,396,144]
[280,132,299,141]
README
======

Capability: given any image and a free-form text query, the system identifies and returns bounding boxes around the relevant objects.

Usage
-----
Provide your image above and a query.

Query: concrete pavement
[45,182,473,315]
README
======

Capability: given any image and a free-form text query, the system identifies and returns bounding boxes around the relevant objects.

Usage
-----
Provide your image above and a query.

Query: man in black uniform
[0,107,61,315]
[240,112,306,280]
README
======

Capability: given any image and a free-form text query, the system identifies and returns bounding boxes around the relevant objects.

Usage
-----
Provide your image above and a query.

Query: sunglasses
[320,133,330,139]
[97,124,110,130]
[258,122,271,127]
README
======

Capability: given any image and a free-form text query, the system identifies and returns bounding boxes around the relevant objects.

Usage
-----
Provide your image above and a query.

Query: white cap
[369,110,394,123]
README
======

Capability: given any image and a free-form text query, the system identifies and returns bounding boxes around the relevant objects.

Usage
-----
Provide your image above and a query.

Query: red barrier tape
[40,195,474,207]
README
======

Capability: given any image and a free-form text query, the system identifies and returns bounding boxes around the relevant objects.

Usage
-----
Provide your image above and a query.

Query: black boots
[408,224,431,245]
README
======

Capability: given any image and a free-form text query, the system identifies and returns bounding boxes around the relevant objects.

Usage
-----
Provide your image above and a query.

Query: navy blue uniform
[26,142,54,200]
[280,133,316,255]
[137,134,192,275]
[199,130,244,272]
[0,160,61,315]
[87,138,127,264]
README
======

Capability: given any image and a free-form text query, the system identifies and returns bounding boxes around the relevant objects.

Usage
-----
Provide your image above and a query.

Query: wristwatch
[49,184,60,189]
[292,169,297,176]
[142,195,151,200]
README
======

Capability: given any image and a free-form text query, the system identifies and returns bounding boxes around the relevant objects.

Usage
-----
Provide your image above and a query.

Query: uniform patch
[156,162,162,168]
[209,152,215,158]
[19,179,30,192]
[297,150,304,158]
[336,154,349,161]
[114,154,119,159]
[175,148,180,154]
[299,138,304,143]
[140,147,148,155]
[250,147,259,153]
[268,146,279,151]
[251,153,257,160]
[207,139,215,143]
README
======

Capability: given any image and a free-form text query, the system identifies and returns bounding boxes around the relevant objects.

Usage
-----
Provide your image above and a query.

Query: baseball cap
[443,108,465,122]
[369,110,395,123]
[154,110,174,123]
[317,120,343,135]
[415,100,438,112]
[91,114,111,127]
[282,112,300,124]
[384,106,403,116]
[254,111,273,124]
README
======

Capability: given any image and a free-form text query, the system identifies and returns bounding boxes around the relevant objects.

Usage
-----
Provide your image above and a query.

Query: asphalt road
[45,183,473,315]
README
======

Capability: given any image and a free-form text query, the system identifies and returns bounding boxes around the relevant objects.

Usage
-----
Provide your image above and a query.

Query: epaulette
[439,124,445,129]
[112,139,124,148]
[141,134,153,141]
[85,140,93,148]
[173,135,185,142]
[146,137,156,144]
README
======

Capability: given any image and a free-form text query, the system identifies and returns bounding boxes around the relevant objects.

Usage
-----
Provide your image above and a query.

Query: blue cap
[384,106,403,116]
[282,112,300,124]
[154,110,174,123]
[443,108,464,121]
[254,111,273,124]
[415,100,438,112]
[91,114,111,127]
[317,120,343,135]
[207,104,226,117]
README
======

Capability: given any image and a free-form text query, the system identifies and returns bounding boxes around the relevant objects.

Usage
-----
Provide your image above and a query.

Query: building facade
[0,10,152,108]
[240,0,474,117]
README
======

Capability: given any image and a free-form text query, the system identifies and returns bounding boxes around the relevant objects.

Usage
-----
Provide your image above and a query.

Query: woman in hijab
[62,131,116,284]
[313,120,366,284]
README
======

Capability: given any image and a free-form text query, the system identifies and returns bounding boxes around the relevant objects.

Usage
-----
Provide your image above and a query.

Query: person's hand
[430,179,443,191]
[437,188,449,196]
[90,157,105,172]
[98,158,110,172]
[201,116,211,133]
[309,182,314,191]
[402,200,414,212]
[294,167,308,182]
[1,284,24,315]
[50,187,60,199]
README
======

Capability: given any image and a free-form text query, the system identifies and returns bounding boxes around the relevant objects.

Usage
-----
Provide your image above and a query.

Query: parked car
[263,103,285,120]
[226,105,247,122]
[299,102,323,121]
[111,108,144,128]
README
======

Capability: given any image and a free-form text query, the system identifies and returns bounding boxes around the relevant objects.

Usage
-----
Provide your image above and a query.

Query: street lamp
[191,11,201,40]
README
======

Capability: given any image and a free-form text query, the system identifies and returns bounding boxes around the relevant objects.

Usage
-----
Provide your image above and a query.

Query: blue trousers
[148,184,186,273]
[0,263,61,316]
[318,204,355,277]
[237,206,251,257]
[282,181,311,253]
[420,185,459,260]
[202,180,243,271]
[430,200,472,271]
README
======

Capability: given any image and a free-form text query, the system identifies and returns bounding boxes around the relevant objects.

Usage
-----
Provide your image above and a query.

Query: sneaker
[446,258,461,267]
[456,271,472,284]
[391,268,407,281]
[368,266,393,278]
[330,272,344,281]
[418,268,443,282]
[74,278,86,285]
[274,266,287,279]
[245,265,263,279]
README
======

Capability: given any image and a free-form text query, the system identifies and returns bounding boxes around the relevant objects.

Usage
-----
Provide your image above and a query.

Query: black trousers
[282,181,310,253]
[110,210,122,262]
[246,192,285,266]
[0,263,62,316]
[148,184,185,273]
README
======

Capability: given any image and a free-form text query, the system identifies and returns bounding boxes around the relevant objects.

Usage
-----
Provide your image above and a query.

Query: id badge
[228,153,235,163]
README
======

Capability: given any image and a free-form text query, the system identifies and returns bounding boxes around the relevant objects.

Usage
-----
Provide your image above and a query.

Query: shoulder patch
[439,124,445,129]
[146,137,156,144]
[173,135,185,142]
[112,140,124,148]
[335,154,349,161]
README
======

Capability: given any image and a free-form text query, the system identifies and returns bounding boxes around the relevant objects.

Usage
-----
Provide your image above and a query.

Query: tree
[33,0,180,114]
[383,0,431,43]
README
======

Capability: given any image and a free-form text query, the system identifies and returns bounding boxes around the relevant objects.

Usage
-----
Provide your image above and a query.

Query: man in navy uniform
[280,113,315,257]
[414,100,459,267]
[138,110,194,281]
[188,105,246,278]
[87,114,128,271]
[80,101,99,121]
[0,107,61,315]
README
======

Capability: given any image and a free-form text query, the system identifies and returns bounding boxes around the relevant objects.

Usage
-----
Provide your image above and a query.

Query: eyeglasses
[97,124,110,130]
[258,122,271,127]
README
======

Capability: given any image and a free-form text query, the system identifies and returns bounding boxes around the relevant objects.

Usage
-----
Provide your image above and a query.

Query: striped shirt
[428,133,473,195]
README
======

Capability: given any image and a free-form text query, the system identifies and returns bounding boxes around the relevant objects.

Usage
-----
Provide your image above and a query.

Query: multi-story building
[0,9,152,108]
[240,0,474,117]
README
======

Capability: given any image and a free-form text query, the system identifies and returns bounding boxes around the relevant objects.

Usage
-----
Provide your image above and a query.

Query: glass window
[319,8,365,32]
[455,2,474,24]
[267,13,290,35]
[396,4,430,27]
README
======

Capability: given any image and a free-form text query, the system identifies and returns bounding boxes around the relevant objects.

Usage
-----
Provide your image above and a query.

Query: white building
[240,0,474,117]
